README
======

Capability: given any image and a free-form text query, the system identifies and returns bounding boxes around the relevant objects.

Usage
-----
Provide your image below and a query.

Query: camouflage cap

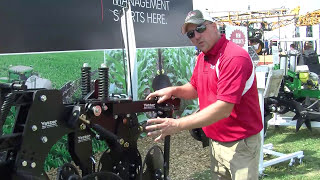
[181,10,214,34]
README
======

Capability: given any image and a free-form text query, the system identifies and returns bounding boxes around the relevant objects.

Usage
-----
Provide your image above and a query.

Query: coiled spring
[0,93,15,134]
[81,66,91,98]
[98,64,109,100]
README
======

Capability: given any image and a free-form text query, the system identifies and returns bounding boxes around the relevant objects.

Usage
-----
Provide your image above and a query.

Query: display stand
[256,68,304,175]
[268,114,320,128]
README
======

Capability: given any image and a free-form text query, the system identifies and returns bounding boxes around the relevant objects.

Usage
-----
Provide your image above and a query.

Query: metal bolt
[114,115,118,119]
[119,139,124,145]
[113,166,117,170]
[124,142,129,148]
[96,134,100,139]
[80,123,86,130]
[22,161,27,167]
[40,95,47,102]
[92,106,102,116]
[31,162,36,168]
[126,114,131,118]
[73,112,77,116]
[103,105,108,111]
[41,136,48,143]
[31,125,38,131]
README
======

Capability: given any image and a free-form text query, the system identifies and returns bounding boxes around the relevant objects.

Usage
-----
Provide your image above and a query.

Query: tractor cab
[8,65,34,82]
[0,65,34,83]
[0,65,52,89]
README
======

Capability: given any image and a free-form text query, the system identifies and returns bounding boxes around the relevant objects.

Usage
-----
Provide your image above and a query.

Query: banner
[225,25,248,51]
[0,0,193,54]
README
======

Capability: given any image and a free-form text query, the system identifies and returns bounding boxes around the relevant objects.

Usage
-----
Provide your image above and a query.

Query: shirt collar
[204,34,227,57]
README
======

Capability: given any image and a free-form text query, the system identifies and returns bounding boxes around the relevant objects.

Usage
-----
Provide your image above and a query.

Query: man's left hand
[146,118,181,142]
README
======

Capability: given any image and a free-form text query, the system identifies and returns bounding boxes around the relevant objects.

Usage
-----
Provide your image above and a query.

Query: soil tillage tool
[0,63,180,180]
[152,49,171,91]
[149,49,173,180]
[264,51,320,132]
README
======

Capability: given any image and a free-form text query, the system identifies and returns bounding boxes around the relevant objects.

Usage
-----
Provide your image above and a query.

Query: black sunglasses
[186,23,210,39]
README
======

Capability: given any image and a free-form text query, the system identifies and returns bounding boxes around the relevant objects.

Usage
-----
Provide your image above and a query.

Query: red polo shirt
[190,34,262,142]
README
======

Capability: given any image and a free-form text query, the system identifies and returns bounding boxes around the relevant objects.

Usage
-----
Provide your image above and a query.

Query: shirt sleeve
[216,56,252,104]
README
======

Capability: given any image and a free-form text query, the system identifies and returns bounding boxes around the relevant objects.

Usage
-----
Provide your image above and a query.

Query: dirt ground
[47,130,211,180]
[137,130,211,180]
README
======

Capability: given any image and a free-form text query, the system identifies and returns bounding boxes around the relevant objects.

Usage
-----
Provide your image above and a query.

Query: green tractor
[264,37,320,132]
[0,65,52,89]
[0,65,33,83]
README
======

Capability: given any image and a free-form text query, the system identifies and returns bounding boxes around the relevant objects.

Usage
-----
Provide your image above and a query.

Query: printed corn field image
[0,48,211,180]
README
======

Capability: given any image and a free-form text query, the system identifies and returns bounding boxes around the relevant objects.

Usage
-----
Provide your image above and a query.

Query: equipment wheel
[82,171,123,180]
[98,148,142,179]
[57,163,80,180]
[141,145,165,180]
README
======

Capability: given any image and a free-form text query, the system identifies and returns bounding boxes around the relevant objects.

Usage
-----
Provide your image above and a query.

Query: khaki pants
[210,133,261,180]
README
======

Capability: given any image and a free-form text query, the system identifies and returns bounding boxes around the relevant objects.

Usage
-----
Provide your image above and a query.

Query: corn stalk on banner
[0,0,192,54]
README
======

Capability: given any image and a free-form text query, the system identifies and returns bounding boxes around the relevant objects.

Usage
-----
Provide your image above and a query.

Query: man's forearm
[171,83,198,100]
[177,100,234,130]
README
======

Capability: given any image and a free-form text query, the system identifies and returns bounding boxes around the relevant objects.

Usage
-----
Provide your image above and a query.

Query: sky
[193,0,320,15]
[193,0,320,42]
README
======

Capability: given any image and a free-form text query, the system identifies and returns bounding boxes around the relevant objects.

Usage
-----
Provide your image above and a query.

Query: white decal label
[41,120,58,129]
[144,103,155,110]
[78,135,91,143]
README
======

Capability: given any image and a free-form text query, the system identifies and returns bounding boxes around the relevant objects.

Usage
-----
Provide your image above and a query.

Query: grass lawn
[190,126,320,180]
[0,50,105,88]
[262,126,320,180]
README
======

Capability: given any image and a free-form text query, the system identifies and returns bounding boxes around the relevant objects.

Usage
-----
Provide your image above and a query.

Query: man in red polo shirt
[146,9,262,180]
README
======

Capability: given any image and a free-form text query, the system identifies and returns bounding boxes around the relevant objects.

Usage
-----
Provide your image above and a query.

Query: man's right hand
[146,87,174,103]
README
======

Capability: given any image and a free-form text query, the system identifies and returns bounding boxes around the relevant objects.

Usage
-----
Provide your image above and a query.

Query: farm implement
[264,39,320,132]
[0,63,180,180]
